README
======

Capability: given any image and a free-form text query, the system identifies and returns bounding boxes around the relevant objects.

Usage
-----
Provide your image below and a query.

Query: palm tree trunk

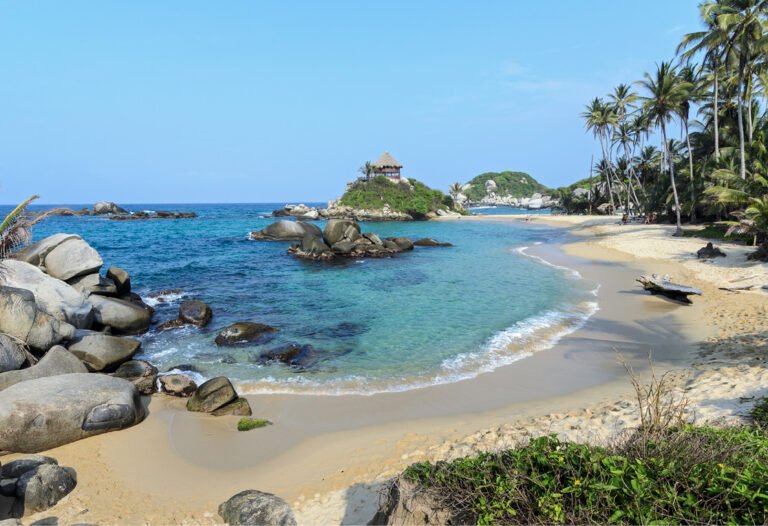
[588,154,594,215]
[737,59,747,180]
[713,66,720,160]
[661,122,682,235]
[747,91,754,144]
[599,134,616,211]
[684,120,696,223]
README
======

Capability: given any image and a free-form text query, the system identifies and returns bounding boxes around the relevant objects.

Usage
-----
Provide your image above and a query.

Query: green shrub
[339,176,447,218]
[752,397,768,428]
[404,426,768,525]
[237,418,272,431]
[681,223,753,244]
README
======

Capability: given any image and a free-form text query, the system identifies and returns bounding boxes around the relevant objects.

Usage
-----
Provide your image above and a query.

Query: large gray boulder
[249,220,322,241]
[0,286,75,350]
[67,272,118,296]
[0,259,94,329]
[219,490,297,526]
[0,335,26,373]
[0,373,145,453]
[323,219,361,246]
[0,346,88,392]
[88,295,151,334]
[186,376,237,413]
[41,237,103,281]
[67,334,141,372]
[12,234,78,267]
[159,374,197,397]
[15,463,77,514]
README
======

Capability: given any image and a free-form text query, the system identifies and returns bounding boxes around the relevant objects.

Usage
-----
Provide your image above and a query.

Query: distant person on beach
[621,213,628,225]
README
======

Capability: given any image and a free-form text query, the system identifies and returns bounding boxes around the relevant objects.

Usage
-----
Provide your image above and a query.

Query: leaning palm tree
[641,62,692,235]
[1,195,40,259]
[582,98,619,210]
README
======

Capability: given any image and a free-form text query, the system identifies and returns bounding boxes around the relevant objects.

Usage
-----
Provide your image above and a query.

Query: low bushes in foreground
[403,425,768,525]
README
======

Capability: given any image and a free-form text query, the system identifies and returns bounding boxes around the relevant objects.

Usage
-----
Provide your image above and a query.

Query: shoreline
[13,216,768,525]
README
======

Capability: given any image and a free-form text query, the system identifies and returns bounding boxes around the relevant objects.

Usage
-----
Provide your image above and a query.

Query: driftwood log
[636,275,702,304]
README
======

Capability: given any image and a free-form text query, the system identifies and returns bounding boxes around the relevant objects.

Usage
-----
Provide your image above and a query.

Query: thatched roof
[372,152,402,169]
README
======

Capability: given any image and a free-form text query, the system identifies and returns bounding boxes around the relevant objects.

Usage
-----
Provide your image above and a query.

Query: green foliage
[237,418,271,431]
[404,426,768,525]
[752,397,768,428]
[462,172,548,202]
[339,176,448,218]
[681,223,752,244]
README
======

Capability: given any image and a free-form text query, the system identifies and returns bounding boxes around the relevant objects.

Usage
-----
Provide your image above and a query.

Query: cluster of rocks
[0,233,255,459]
[249,219,452,262]
[0,455,77,520]
[697,242,726,259]
[273,202,414,221]
[42,201,197,220]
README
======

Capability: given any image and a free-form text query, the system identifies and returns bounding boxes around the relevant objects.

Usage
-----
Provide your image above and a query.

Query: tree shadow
[340,481,385,526]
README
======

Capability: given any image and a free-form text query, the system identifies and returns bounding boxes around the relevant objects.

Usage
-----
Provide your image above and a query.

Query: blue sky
[0,1,700,204]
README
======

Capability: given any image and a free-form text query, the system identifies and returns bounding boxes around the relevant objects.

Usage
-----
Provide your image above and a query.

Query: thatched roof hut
[372,152,402,179]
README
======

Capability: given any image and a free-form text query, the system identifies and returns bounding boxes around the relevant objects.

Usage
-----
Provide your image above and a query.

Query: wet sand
[12,217,768,525]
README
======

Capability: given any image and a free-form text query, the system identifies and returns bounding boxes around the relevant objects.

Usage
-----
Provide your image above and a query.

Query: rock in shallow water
[0,373,145,453]
[159,374,197,397]
[179,299,213,327]
[219,489,297,526]
[215,322,278,346]
[88,295,151,334]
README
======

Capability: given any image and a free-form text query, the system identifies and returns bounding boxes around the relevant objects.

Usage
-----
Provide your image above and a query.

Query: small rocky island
[455,171,560,210]
[41,201,197,220]
[250,219,451,261]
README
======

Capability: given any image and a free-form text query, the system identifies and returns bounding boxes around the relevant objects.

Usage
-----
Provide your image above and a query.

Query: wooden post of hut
[372,152,403,180]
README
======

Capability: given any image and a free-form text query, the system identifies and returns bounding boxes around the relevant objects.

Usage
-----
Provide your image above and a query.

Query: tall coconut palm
[358,161,374,180]
[678,1,730,160]
[582,98,619,211]
[678,64,703,222]
[716,0,768,179]
[641,62,692,235]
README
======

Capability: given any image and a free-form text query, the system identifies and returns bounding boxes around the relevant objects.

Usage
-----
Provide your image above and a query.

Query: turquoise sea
[8,203,598,395]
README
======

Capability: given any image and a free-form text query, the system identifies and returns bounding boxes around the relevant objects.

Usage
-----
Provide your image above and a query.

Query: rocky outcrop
[413,238,453,247]
[211,397,252,416]
[273,203,413,222]
[249,220,322,241]
[370,476,454,526]
[0,346,88,392]
[113,360,158,395]
[159,374,197,397]
[12,234,79,268]
[0,335,27,374]
[0,259,94,328]
[1,456,77,519]
[179,300,213,327]
[0,286,75,350]
[215,322,278,346]
[67,334,141,372]
[468,192,558,210]
[111,211,198,220]
[323,219,361,246]
[219,490,297,526]
[88,295,151,334]
[93,201,128,215]
[0,373,145,453]
[697,242,726,259]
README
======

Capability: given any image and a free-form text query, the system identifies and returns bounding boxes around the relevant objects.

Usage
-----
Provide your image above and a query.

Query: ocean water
[5,203,598,395]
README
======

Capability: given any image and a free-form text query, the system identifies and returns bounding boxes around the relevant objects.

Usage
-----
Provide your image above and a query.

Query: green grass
[403,425,768,525]
[681,223,753,244]
[237,418,272,431]
[463,171,548,201]
[339,176,448,218]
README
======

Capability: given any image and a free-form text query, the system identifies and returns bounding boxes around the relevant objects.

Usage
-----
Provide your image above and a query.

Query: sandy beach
[10,216,768,525]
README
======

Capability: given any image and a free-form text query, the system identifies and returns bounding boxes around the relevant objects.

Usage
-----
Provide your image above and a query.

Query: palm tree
[641,62,692,235]
[358,161,374,180]
[677,64,703,222]
[716,0,768,179]
[582,98,619,211]
[678,1,729,160]
[1,195,40,259]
